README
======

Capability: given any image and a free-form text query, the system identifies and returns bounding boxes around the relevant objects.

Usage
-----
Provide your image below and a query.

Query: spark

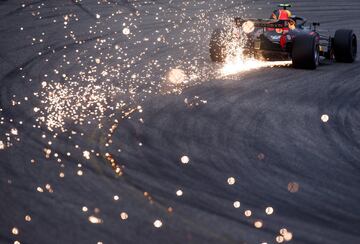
[11,227,19,235]
[233,201,241,208]
[227,177,236,185]
[244,210,252,217]
[280,228,288,235]
[11,128,18,135]
[83,151,90,160]
[25,215,32,222]
[176,189,183,196]
[321,114,329,123]
[180,155,189,164]
[45,183,53,193]
[276,236,285,243]
[122,27,130,35]
[265,207,274,215]
[120,212,128,220]
[288,182,300,193]
[153,219,163,228]
[88,216,103,224]
[254,220,263,229]
[283,232,293,241]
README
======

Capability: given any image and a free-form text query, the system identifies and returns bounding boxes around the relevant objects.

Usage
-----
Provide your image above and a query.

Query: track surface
[1,0,360,243]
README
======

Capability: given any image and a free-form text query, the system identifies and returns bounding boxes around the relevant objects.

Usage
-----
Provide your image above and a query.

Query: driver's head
[271,9,292,20]
[271,9,295,30]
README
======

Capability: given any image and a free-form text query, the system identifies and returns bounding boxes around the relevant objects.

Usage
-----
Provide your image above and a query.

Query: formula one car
[210,4,357,69]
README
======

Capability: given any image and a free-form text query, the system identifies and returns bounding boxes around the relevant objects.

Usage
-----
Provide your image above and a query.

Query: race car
[209,4,357,69]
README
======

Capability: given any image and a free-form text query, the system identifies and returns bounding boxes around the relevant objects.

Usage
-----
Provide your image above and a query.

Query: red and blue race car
[210,4,357,69]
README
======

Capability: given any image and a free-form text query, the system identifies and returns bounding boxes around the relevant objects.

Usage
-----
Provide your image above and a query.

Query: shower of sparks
[220,50,292,77]
[184,96,207,107]
[1,1,297,243]
[36,81,123,131]
[28,0,293,134]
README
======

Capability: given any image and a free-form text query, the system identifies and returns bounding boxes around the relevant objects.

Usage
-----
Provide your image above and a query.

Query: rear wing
[234,18,289,29]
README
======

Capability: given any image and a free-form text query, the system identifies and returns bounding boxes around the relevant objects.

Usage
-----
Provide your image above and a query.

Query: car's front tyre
[334,29,357,63]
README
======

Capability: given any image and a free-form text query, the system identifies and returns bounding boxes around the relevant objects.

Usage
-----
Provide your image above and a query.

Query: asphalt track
[1,0,360,244]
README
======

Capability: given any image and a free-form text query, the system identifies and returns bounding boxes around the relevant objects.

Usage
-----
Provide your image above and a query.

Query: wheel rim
[314,45,319,66]
[351,35,357,58]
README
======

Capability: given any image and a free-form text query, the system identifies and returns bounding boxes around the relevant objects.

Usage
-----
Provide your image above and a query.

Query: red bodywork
[269,9,291,48]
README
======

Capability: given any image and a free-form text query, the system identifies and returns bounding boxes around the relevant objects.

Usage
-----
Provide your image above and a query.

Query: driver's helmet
[270,9,296,30]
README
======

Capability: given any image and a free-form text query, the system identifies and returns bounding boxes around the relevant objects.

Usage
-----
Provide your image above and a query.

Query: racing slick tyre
[292,34,319,70]
[210,28,228,62]
[334,29,357,63]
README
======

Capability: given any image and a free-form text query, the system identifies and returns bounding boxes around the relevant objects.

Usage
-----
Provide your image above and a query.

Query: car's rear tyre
[292,34,319,69]
[209,28,228,62]
[334,29,357,63]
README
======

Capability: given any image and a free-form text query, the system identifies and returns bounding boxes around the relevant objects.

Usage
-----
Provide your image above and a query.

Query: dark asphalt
[1,0,360,243]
